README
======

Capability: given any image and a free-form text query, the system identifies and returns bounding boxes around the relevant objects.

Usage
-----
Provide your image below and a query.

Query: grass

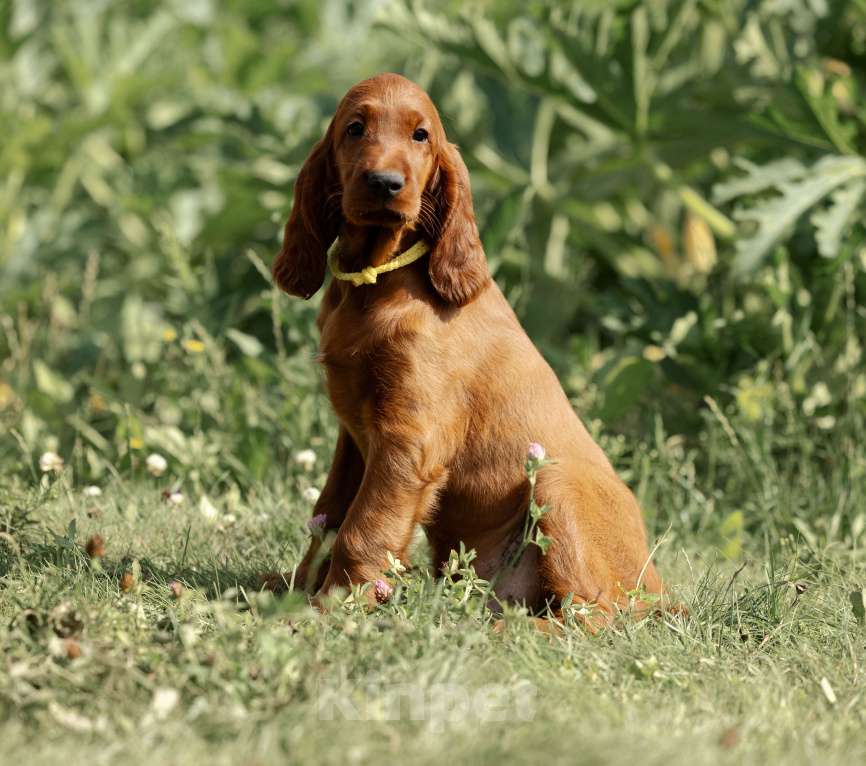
[2,412,866,766]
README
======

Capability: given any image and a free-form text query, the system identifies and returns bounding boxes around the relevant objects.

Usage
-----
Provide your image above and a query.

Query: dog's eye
[347,121,364,137]
[412,128,428,143]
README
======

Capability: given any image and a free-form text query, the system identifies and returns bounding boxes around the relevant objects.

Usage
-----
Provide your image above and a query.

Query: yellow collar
[327,239,430,287]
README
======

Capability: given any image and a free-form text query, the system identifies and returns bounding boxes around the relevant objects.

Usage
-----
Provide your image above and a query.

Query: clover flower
[146,453,168,477]
[85,534,105,559]
[82,485,103,498]
[119,572,135,592]
[527,442,546,462]
[307,513,327,535]
[294,449,317,471]
[198,495,217,518]
[374,579,393,604]
[150,688,180,721]
[39,451,64,474]
[302,486,322,503]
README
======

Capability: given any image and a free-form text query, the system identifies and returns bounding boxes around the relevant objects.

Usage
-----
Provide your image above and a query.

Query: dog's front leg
[293,428,364,593]
[316,444,446,605]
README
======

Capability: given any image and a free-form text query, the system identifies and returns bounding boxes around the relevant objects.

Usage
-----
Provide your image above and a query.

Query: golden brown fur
[271,73,665,626]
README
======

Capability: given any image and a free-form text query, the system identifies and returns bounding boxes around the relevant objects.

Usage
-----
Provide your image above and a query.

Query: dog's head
[272,73,488,305]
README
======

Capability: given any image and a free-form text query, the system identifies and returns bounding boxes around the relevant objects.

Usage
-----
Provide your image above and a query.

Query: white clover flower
[146,453,168,477]
[199,495,218,519]
[39,452,64,474]
[302,486,321,503]
[82,485,102,498]
[150,688,179,721]
[294,449,317,471]
[816,415,836,430]
[167,491,185,506]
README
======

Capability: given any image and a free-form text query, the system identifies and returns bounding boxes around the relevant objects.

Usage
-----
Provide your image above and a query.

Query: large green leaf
[715,155,866,273]
[812,180,866,259]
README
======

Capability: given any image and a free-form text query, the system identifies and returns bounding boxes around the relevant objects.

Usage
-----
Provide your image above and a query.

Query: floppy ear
[426,143,490,305]
[272,134,340,299]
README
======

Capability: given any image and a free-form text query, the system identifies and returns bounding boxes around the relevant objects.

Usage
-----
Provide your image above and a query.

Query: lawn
[2,410,865,766]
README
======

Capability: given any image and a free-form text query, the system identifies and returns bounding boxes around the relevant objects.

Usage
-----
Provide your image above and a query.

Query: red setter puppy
[272,73,665,627]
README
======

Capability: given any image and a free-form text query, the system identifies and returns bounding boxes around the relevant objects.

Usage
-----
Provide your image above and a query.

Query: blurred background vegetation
[1,0,865,551]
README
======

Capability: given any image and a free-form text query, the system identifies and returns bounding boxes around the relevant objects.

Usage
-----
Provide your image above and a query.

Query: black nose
[366,170,405,198]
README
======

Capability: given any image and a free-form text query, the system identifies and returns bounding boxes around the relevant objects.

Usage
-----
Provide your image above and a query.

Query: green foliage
[2,0,866,487]
[384,0,866,431]
[0,0,399,485]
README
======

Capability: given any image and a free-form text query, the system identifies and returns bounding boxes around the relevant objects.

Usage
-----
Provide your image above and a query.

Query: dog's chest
[318,342,376,435]
[317,298,415,452]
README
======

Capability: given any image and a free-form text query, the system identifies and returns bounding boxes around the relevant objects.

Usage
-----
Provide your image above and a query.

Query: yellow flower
[182,339,205,354]
[735,378,774,422]
[0,381,14,410]
[129,437,144,450]
[162,327,178,343]
[88,392,108,412]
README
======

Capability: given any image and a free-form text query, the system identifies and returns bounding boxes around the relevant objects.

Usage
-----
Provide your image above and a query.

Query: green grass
[3,416,866,766]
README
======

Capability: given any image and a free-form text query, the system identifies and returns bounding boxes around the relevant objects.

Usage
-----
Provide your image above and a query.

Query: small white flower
[816,415,836,430]
[47,635,68,658]
[146,453,168,477]
[199,495,218,519]
[39,452,64,474]
[302,486,321,503]
[150,688,179,721]
[82,485,102,498]
[167,491,185,506]
[294,449,316,471]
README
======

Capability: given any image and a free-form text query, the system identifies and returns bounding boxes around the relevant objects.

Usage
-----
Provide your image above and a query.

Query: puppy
[271,73,666,626]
